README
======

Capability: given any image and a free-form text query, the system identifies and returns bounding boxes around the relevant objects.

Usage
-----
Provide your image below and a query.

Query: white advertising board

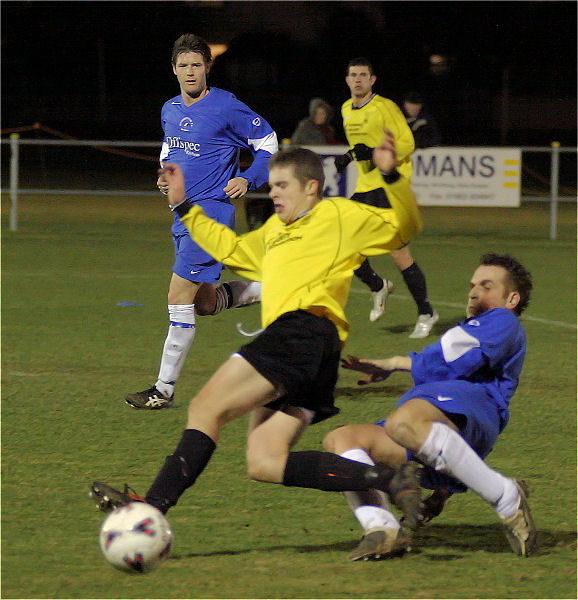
[411,147,522,207]
[307,145,521,207]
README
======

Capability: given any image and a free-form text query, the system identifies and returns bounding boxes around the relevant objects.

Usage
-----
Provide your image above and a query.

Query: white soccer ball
[99,502,173,574]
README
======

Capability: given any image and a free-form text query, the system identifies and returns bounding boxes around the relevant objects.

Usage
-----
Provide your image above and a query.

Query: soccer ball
[99,502,173,574]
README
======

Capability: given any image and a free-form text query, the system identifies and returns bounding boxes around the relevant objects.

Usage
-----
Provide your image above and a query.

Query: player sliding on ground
[91,132,426,548]
[323,253,537,560]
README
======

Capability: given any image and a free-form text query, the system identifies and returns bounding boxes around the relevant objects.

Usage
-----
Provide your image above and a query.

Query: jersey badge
[179,117,194,132]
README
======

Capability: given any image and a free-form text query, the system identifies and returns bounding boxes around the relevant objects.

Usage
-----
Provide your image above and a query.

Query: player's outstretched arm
[340,354,412,385]
[372,130,397,174]
[158,163,186,206]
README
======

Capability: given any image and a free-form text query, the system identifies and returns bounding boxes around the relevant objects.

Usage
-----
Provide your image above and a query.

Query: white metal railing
[1,135,576,238]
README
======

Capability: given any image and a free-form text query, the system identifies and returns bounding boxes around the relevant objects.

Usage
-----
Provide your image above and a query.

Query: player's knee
[384,411,412,445]
[245,451,284,484]
[323,425,367,454]
[194,298,216,316]
[322,426,348,452]
[186,395,227,430]
[192,284,219,316]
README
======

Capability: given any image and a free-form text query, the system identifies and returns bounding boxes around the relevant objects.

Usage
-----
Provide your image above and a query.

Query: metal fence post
[10,133,20,232]
[549,141,560,241]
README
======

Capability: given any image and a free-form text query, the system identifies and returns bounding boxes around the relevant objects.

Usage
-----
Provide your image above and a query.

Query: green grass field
[2,195,576,599]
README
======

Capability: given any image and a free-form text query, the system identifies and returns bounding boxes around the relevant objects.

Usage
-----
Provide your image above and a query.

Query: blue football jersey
[159,87,278,236]
[409,308,526,422]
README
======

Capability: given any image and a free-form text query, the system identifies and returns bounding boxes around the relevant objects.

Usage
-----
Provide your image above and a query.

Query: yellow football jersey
[179,176,421,342]
[342,94,415,193]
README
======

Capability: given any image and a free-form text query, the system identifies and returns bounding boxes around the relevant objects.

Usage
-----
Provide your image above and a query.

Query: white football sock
[212,285,229,315]
[156,304,196,396]
[417,422,519,517]
[341,448,400,531]
[225,281,262,308]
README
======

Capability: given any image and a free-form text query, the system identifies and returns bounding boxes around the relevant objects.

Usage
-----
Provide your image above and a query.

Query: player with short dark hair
[91,133,427,536]
[336,57,438,337]
[125,33,278,410]
[324,252,536,560]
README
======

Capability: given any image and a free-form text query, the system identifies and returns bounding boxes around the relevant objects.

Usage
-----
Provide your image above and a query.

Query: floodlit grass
[2,195,576,599]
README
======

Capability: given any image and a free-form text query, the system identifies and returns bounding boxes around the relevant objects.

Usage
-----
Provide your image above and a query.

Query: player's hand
[158,163,186,206]
[340,355,393,386]
[372,130,397,174]
[334,150,354,173]
[157,174,169,196]
[224,177,249,199]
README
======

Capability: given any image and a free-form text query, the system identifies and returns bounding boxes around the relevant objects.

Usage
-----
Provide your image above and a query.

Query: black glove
[340,355,392,386]
[334,150,354,174]
[352,143,374,162]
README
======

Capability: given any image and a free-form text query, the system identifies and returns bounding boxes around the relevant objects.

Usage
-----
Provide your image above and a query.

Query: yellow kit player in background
[336,57,438,338]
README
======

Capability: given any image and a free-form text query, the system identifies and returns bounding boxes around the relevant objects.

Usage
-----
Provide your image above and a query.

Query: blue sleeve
[411,309,521,384]
[227,99,278,190]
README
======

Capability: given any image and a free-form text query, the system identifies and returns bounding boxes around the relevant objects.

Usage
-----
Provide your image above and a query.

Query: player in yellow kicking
[91,133,425,550]
[337,58,438,337]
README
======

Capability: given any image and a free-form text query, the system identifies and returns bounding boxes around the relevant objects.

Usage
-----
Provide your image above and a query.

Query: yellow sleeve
[341,175,422,254]
[179,204,265,281]
[383,175,422,243]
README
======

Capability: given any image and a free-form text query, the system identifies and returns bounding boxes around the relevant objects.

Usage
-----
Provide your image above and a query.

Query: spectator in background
[402,92,442,148]
[291,98,338,145]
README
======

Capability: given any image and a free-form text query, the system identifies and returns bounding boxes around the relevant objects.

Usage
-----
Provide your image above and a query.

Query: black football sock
[145,429,216,514]
[401,262,433,315]
[282,450,395,492]
[354,259,385,292]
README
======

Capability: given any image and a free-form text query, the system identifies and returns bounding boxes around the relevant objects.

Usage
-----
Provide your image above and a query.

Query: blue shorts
[377,380,502,493]
[172,200,236,283]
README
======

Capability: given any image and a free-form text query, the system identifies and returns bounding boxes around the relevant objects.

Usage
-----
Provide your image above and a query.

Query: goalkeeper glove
[334,149,355,173]
[352,143,374,161]
[335,144,375,173]
[340,355,392,386]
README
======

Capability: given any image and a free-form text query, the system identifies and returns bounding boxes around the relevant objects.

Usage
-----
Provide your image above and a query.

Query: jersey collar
[352,93,376,110]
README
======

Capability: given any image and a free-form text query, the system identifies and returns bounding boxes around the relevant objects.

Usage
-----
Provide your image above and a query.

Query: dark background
[2,0,577,146]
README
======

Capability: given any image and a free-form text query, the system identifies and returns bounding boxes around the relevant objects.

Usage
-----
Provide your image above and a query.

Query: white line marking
[6,371,43,377]
[350,288,577,330]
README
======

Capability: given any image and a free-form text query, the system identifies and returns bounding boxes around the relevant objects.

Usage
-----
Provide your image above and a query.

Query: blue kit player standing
[324,253,537,560]
[126,34,278,410]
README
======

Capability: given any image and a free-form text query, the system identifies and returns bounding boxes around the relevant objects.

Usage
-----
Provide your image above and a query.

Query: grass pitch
[2,195,576,599]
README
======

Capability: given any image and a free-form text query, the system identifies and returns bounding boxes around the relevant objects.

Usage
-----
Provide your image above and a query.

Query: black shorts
[238,310,341,424]
[351,187,391,209]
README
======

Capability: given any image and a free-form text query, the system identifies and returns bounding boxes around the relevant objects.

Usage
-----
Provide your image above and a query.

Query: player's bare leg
[126,275,261,409]
[196,280,262,316]
[386,398,537,555]
[246,406,311,483]
[126,274,200,408]
[324,424,417,559]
